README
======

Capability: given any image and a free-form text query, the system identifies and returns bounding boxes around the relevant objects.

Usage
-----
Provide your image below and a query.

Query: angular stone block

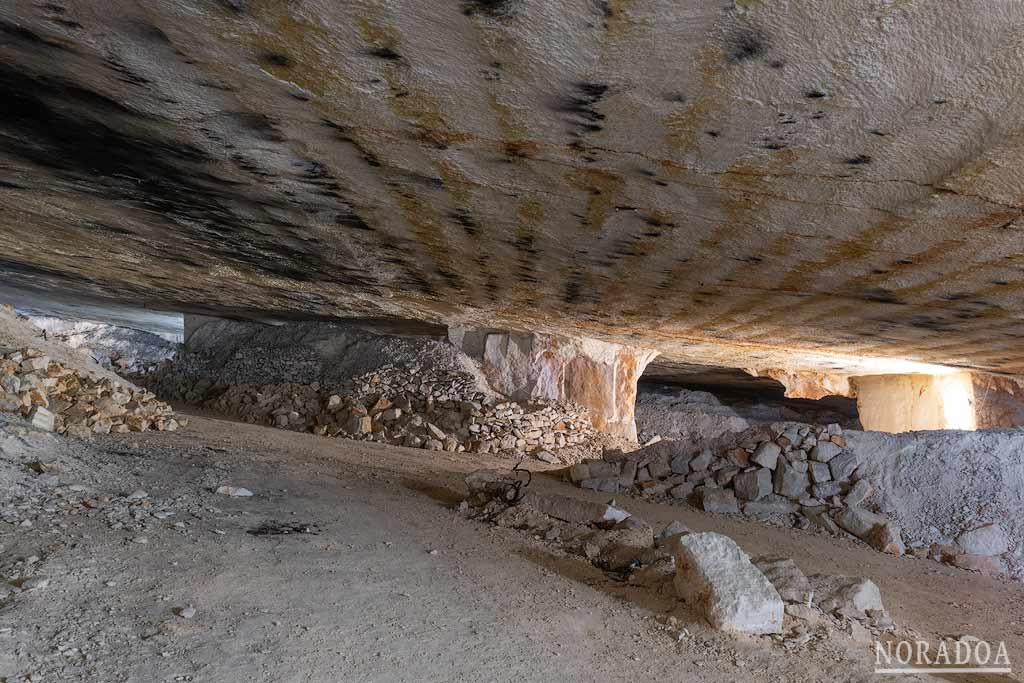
[673,533,784,634]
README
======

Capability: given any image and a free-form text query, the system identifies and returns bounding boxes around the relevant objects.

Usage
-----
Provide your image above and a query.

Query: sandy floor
[2,411,1021,682]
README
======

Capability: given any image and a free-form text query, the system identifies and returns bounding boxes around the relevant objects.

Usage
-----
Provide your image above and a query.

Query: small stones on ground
[20,576,50,591]
[215,485,254,497]
[176,606,196,619]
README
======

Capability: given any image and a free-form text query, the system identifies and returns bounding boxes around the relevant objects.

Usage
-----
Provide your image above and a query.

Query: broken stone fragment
[809,441,842,463]
[215,485,254,497]
[669,482,695,500]
[28,406,55,432]
[673,532,784,635]
[669,454,690,474]
[701,488,740,514]
[956,523,1008,556]
[525,492,631,525]
[580,478,620,492]
[828,452,858,481]
[773,461,809,499]
[534,449,559,465]
[656,520,692,547]
[808,461,831,484]
[733,467,772,501]
[843,478,873,507]
[751,442,781,470]
[743,496,799,516]
[809,574,884,618]
[753,556,813,604]
[811,481,844,499]
[688,449,714,472]
[835,507,905,556]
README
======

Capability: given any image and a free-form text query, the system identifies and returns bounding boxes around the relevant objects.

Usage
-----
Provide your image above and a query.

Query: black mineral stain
[908,316,953,332]
[555,81,609,137]
[723,27,767,63]
[858,288,904,305]
[226,112,285,142]
[463,0,516,18]
[564,273,584,304]
[0,63,375,288]
[368,46,403,61]
[844,154,872,165]
[105,57,151,87]
[260,51,291,67]
[803,89,827,99]
[451,209,480,237]
[216,0,246,12]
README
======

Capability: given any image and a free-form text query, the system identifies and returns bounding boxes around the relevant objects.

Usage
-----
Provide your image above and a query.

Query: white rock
[535,450,560,465]
[215,486,254,497]
[956,523,1008,556]
[673,532,784,634]
[177,606,196,619]
[28,407,55,432]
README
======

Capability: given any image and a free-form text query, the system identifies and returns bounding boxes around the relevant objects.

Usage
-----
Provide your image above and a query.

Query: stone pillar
[450,328,658,441]
[849,373,976,432]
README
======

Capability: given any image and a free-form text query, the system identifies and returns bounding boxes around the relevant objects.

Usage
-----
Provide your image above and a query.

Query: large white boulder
[673,532,784,635]
[956,523,1008,556]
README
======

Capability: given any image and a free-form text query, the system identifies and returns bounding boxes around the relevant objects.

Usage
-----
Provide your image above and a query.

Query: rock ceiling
[3,0,1024,376]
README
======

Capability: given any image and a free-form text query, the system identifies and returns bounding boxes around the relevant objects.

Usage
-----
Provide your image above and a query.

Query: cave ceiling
[3,0,1024,376]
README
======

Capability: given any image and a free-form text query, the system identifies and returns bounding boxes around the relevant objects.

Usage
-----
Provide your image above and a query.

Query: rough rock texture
[450,329,656,441]
[7,1,1024,386]
[673,532,783,635]
[848,429,1024,579]
[0,308,179,436]
[29,317,178,375]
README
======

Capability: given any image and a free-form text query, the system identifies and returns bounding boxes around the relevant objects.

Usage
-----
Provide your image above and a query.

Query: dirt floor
[2,410,1022,682]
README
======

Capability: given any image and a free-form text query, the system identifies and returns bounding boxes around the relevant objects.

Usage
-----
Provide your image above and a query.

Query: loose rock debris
[140,360,598,458]
[0,346,180,436]
[462,467,897,642]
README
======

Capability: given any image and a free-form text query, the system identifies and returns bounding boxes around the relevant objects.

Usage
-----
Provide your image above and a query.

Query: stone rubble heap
[0,347,180,436]
[567,421,906,556]
[139,361,596,457]
[462,467,895,642]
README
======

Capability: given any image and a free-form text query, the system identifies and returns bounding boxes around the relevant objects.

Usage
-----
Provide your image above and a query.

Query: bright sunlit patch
[940,373,976,431]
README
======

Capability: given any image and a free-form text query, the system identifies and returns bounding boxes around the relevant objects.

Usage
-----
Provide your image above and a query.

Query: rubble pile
[462,468,896,641]
[567,421,906,556]
[568,422,1021,577]
[0,347,180,436]
[140,361,596,456]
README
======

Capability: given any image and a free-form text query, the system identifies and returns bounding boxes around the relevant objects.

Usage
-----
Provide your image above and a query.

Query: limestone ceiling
[3,0,1024,375]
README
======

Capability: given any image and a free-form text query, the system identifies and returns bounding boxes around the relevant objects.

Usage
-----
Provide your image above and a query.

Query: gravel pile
[140,360,596,457]
[1,346,180,436]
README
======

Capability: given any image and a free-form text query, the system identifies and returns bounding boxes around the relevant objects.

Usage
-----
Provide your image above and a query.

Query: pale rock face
[956,523,1009,556]
[673,532,784,635]
[451,328,657,441]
